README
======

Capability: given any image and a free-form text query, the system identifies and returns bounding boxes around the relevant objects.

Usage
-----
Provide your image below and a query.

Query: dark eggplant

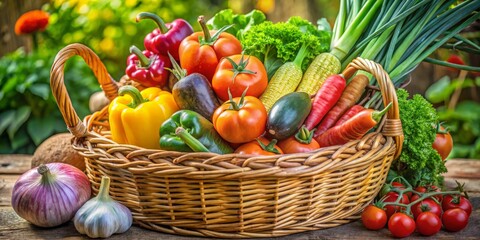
[172,73,220,120]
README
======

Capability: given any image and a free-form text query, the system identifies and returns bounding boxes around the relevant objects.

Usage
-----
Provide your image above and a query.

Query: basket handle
[342,57,404,159]
[50,43,119,138]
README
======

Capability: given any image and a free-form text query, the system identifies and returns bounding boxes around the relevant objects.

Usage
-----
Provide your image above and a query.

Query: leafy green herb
[206,9,266,41]
[241,17,331,80]
[390,89,447,186]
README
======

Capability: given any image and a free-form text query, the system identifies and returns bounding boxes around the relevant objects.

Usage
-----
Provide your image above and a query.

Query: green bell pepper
[159,110,233,154]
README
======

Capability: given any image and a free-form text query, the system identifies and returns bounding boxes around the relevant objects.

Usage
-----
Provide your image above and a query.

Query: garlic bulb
[73,176,132,238]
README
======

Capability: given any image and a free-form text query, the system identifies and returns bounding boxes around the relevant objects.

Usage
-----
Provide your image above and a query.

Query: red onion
[11,163,91,227]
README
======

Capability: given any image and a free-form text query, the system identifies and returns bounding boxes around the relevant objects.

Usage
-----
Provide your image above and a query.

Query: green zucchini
[266,92,312,140]
[172,73,220,121]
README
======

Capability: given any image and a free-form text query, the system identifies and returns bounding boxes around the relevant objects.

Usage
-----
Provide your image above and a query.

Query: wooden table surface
[1,155,479,239]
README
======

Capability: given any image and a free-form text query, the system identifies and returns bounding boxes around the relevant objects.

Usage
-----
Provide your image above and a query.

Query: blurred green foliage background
[1,0,230,153]
[44,0,230,79]
[0,0,478,158]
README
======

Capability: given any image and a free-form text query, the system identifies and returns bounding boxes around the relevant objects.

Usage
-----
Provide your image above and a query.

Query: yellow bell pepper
[108,85,179,149]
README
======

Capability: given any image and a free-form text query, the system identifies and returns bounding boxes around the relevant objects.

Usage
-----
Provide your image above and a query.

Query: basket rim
[71,125,396,171]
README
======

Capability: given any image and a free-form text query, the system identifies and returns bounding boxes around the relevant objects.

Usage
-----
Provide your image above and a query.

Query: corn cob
[295,52,341,95]
[260,45,308,111]
[260,62,303,111]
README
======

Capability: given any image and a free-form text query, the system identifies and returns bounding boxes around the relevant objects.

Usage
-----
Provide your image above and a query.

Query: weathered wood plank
[444,178,480,193]
[0,175,18,207]
[444,159,480,179]
[1,154,479,239]
[443,159,480,193]
[0,154,32,174]
[0,196,478,240]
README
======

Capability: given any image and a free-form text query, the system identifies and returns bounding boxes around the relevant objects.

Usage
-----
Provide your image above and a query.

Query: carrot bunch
[304,73,390,148]
[314,74,369,137]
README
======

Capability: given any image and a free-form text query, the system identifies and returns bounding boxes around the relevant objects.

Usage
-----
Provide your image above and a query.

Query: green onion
[330,0,384,61]
[308,0,479,108]
[328,0,480,84]
[424,58,480,72]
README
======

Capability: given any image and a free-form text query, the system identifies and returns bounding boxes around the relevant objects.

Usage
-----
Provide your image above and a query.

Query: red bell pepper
[126,45,171,88]
[136,12,193,61]
[179,15,242,81]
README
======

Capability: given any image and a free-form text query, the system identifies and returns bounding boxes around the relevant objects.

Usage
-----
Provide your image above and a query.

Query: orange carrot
[314,74,369,137]
[315,102,391,147]
[303,74,346,130]
[334,105,365,126]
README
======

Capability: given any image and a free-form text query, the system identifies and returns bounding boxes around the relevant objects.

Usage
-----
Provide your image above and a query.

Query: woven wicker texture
[50,43,403,238]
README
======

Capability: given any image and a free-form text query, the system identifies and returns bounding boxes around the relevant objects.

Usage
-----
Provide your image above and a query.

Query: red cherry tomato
[384,192,410,219]
[388,213,416,238]
[391,182,405,189]
[416,212,442,236]
[412,198,442,219]
[442,208,469,232]
[361,205,387,230]
[442,195,472,216]
[391,181,412,198]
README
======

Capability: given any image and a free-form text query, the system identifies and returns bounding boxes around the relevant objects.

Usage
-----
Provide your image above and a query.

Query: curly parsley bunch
[241,17,331,80]
[391,89,447,186]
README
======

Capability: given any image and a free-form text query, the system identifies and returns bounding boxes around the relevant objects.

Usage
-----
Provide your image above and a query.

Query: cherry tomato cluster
[361,180,473,238]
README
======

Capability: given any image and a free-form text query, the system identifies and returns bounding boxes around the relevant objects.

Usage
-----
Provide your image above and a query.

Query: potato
[31,133,85,171]
[89,91,110,113]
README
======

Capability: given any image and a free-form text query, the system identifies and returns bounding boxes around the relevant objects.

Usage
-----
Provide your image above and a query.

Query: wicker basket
[50,43,404,238]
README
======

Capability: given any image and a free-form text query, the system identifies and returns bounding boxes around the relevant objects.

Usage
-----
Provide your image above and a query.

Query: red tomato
[234,137,283,155]
[442,208,469,232]
[384,192,410,219]
[442,195,472,216]
[412,198,442,219]
[432,126,453,161]
[212,95,267,143]
[277,126,320,154]
[277,136,320,154]
[410,186,426,203]
[361,205,387,230]
[446,54,465,72]
[416,212,442,236]
[212,54,268,101]
[179,22,242,81]
[388,213,416,238]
